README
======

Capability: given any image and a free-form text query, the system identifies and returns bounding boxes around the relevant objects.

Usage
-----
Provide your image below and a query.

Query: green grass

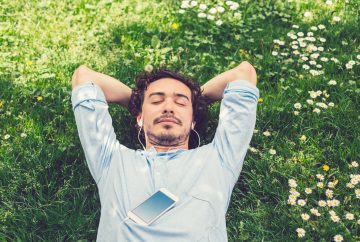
[1,0,359,241]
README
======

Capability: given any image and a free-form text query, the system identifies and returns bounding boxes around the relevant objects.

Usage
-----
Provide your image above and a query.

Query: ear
[137,114,143,127]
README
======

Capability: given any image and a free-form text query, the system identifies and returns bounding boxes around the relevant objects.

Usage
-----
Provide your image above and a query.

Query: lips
[155,116,182,125]
[158,118,179,124]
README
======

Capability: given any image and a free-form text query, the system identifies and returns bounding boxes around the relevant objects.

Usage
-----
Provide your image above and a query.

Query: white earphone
[137,117,146,150]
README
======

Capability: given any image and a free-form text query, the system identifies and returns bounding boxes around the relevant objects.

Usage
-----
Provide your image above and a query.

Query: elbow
[71,65,90,90]
[239,61,256,74]
[233,61,257,87]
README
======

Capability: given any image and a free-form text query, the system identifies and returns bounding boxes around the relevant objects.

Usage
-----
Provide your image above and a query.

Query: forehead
[145,78,191,97]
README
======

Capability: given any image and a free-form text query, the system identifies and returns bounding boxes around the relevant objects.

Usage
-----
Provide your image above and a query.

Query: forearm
[72,65,132,107]
[201,62,257,103]
[201,68,236,103]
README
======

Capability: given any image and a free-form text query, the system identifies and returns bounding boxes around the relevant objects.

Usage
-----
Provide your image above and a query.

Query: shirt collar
[143,145,186,160]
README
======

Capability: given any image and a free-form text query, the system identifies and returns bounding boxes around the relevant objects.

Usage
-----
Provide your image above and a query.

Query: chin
[158,130,178,137]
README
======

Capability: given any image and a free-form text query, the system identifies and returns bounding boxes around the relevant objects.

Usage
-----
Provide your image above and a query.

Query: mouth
[155,116,182,126]
[158,118,179,125]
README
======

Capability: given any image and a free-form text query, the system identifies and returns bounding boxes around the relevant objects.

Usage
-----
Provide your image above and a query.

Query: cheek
[181,109,194,126]
[142,106,157,120]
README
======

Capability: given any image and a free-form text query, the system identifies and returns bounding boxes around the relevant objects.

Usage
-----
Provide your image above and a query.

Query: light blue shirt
[72,80,259,242]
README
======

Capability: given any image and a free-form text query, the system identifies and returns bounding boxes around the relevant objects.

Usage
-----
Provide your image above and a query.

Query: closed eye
[175,97,188,106]
[176,101,186,106]
[151,100,163,104]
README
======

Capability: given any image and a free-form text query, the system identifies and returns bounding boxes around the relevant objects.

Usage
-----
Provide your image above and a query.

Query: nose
[162,98,175,114]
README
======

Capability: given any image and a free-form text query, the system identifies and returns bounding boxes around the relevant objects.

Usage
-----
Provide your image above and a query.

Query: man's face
[138,78,194,148]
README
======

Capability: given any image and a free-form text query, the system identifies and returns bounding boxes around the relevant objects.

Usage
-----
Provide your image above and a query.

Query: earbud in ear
[139,119,143,127]
[191,122,195,129]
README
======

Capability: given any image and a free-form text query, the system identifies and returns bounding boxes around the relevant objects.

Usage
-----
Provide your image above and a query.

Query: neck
[146,143,188,153]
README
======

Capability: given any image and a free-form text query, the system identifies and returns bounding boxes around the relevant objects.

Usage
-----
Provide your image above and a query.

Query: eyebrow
[148,92,190,101]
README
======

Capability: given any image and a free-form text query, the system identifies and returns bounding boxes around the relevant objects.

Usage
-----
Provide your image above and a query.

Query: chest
[101,148,229,219]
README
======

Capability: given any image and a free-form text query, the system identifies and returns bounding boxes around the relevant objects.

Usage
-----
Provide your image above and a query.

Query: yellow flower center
[322,164,330,172]
[171,23,179,30]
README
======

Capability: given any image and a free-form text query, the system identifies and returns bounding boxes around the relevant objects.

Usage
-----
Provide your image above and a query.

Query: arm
[201,61,257,103]
[208,62,259,192]
[71,65,131,183]
[71,65,132,108]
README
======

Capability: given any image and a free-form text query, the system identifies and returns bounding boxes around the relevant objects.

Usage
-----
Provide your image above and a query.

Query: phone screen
[132,190,176,224]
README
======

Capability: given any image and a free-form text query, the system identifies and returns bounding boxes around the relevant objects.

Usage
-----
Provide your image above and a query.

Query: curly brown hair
[128,67,208,149]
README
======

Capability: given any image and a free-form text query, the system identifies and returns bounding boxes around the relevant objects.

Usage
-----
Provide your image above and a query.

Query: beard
[146,128,190,147]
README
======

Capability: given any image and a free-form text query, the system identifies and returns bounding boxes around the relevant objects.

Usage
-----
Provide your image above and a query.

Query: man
[71,61,259,241]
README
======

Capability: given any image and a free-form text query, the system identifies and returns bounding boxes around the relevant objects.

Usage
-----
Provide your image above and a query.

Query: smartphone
[127,188,178,226]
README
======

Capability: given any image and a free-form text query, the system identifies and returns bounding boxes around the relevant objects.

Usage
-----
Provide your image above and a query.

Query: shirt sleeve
[211,80,259,185]
[71,82,118,184]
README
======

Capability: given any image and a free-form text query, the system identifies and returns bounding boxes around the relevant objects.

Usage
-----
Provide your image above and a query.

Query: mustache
[153,115,182,125]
